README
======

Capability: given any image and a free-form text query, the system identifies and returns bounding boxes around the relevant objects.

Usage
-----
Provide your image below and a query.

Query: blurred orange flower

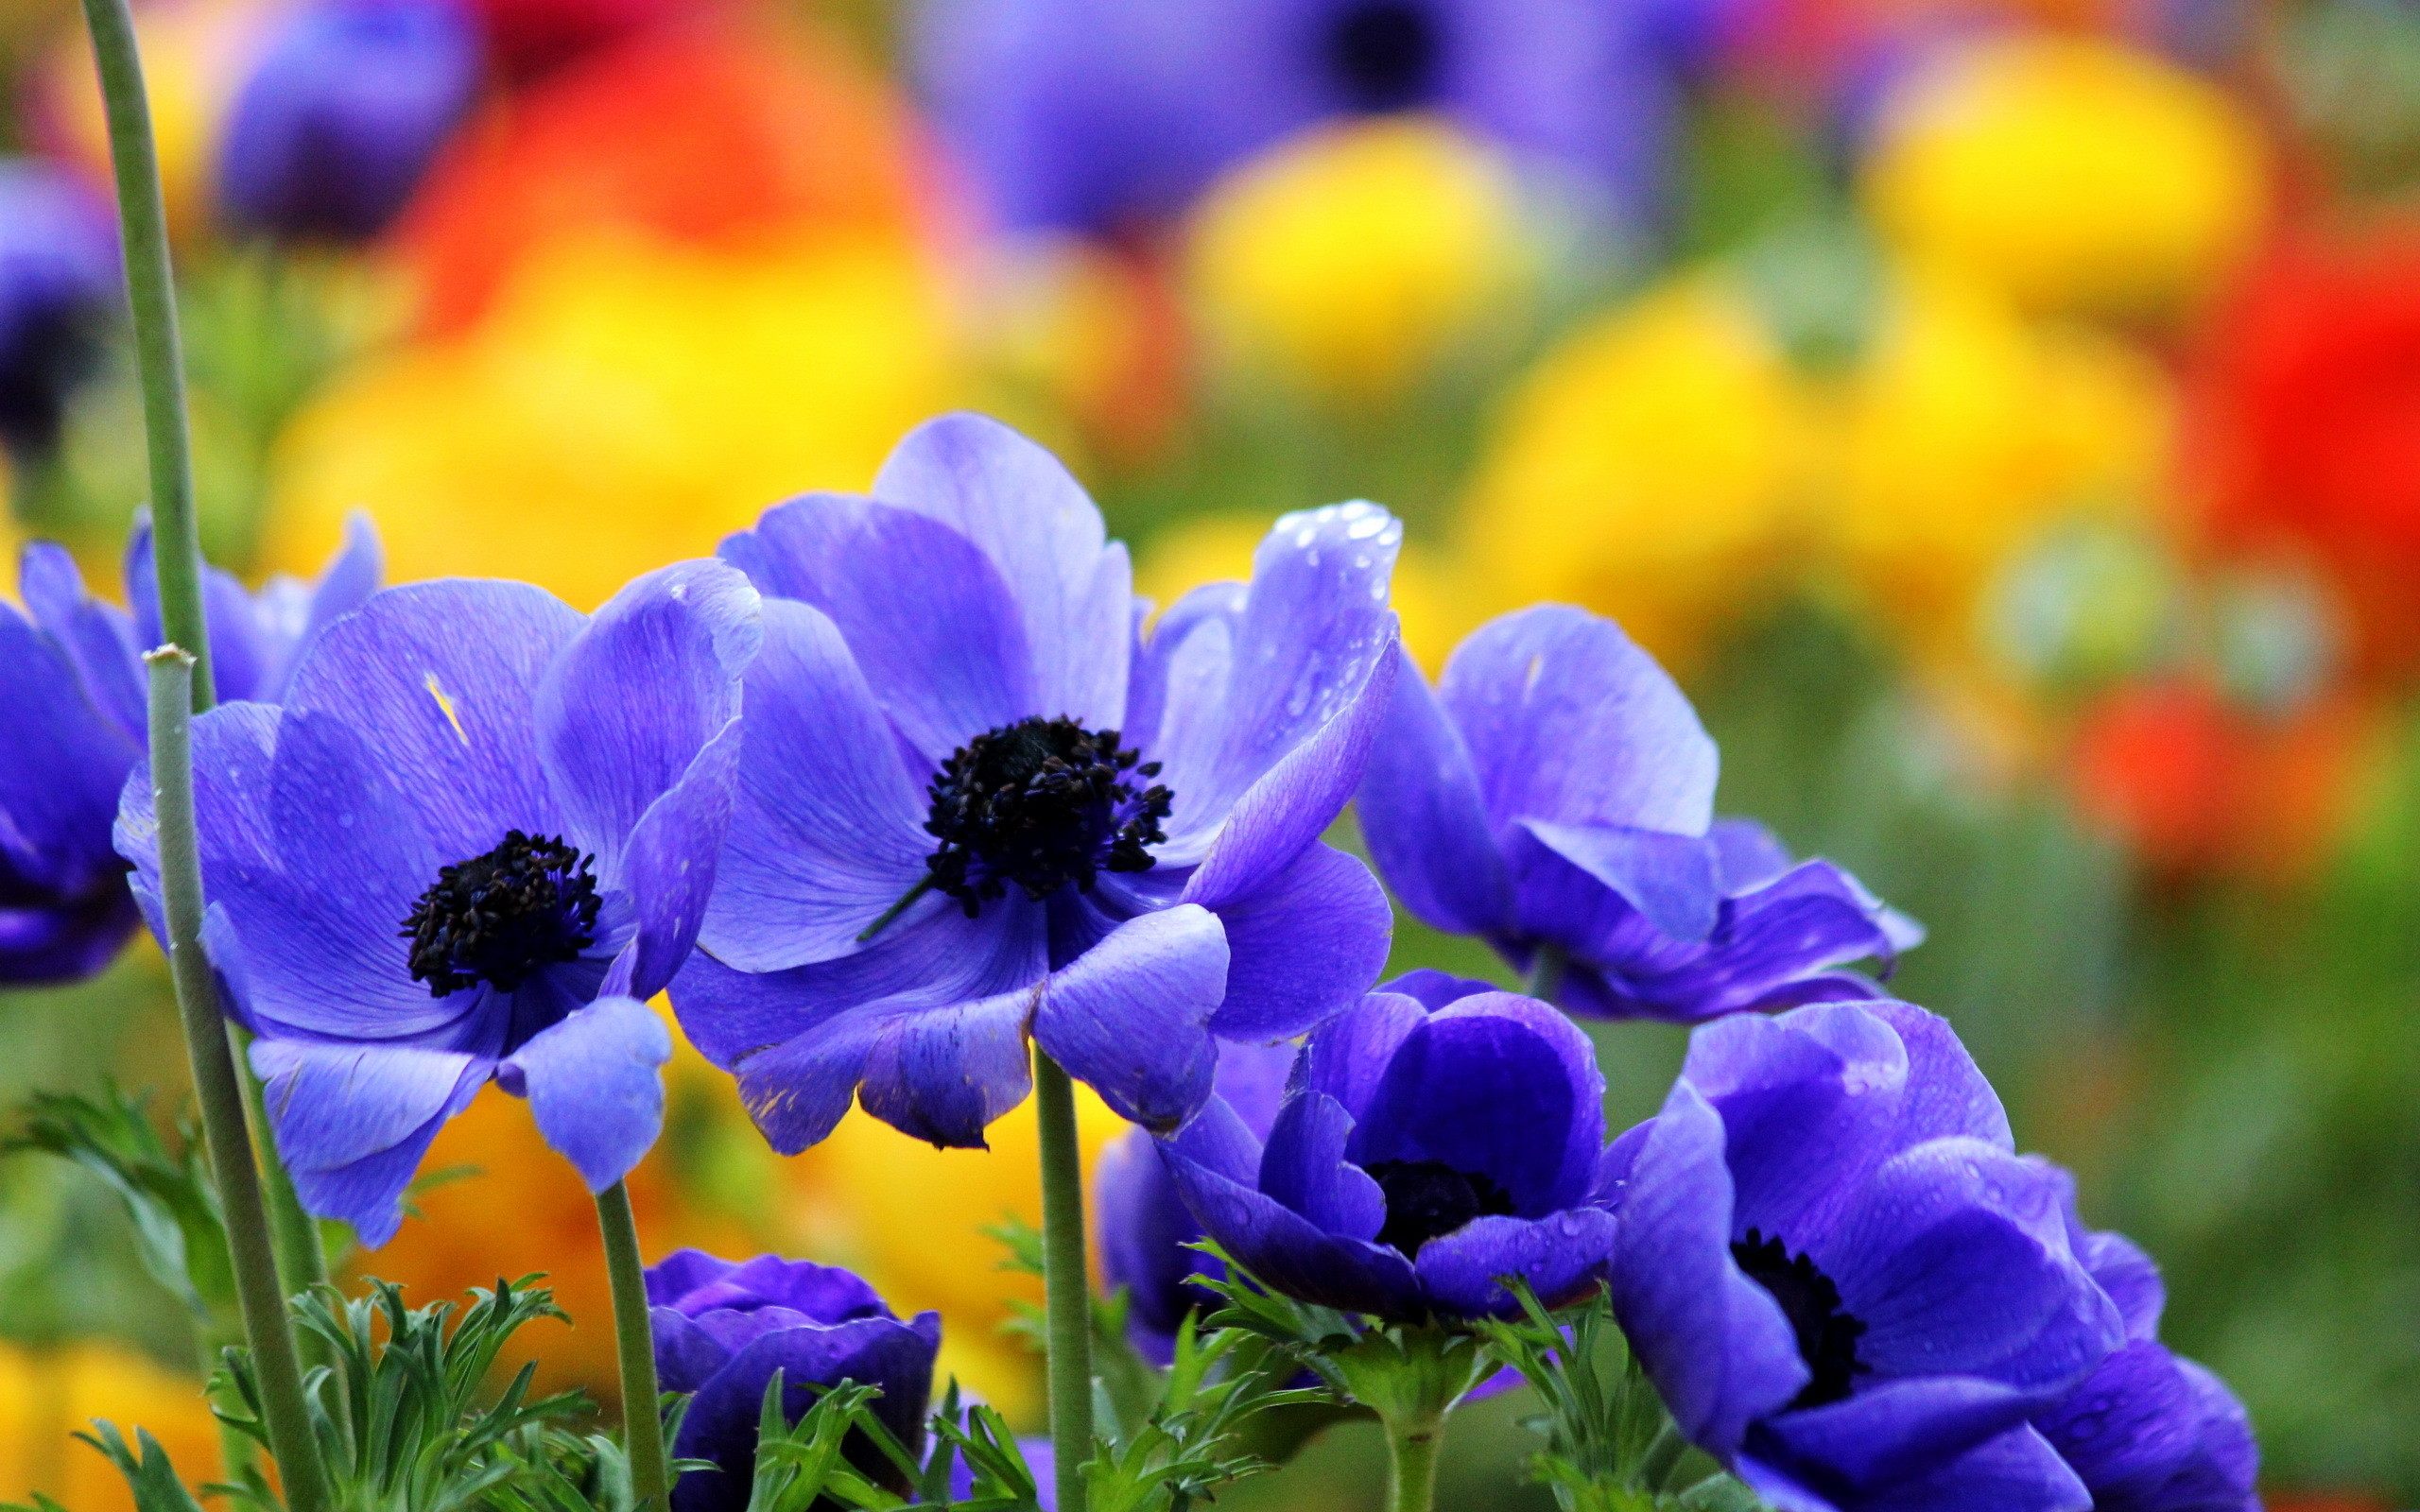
[0,1341,222,1512]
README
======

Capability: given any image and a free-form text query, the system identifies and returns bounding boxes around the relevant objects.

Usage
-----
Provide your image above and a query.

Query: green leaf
[6,1084,233,1317]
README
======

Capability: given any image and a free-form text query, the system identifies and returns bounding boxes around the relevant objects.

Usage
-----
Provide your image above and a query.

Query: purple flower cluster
[25,403,2252,1512]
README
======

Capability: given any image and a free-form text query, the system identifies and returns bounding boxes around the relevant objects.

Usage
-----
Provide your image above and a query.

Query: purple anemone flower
[217,0,481,242]
[2034,1230,2258,1512]
[2,516,379,985]
[115,561,761,1245]
[0,159,118,458]
[1602,999,2126,1512]
[915,0,1678,235]
[648,1249,942,1512]
[1357,604,1920,1022]
[1156,975,1616,1321]
[1097,1037,1295,1362]
[672,413,1399,1151]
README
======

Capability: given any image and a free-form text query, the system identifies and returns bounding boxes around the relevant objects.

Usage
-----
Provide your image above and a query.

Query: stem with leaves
[596,1180,672,1512]
[145,651,333,1512]
[1034,1050,1095,1512]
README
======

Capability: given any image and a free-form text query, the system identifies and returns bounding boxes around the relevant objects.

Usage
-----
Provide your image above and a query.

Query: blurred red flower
[2068,678,2370,879]
[2192,221,2420,676]
[390,15,928,332]
[467,0,693,79]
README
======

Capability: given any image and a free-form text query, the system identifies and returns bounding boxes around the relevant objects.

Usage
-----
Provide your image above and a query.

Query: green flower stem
[1381,1406,1446,1512]
[596,1179,672,1512]
[147,650,332,1512]
[233,1022,330,1299]
[1526,942,1568,1003]
[76,0,209,703]
[1033,1049,1094,1512]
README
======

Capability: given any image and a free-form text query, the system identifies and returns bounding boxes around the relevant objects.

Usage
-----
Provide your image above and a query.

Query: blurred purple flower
[1357,604,1919,1022]
[0,160,117,458]
[217,0,481,241]
[1096,1037,1294,1361]
[673,414,1398,1152]
[648,1249,941,1512]
[116,560,760,1244]
[1,516,379,986]
[1157,977,1616,1321]
[914,0,1678,235]
[2034,1230,2259,1512]
[1603,998,2126,1512]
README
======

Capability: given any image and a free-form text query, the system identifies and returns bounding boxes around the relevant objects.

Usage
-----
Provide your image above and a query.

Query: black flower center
[400,830,600,997]
[1731,1228,1871,1409]
[1366,1158,1518,1256]
[921,716,1171,916]
[1323,1,1443,112]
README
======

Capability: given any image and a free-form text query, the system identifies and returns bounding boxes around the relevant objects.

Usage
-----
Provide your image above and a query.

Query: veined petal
[502,995,672,1192]
[251,1038,487,1246]
[1414,1208,1616,1316]
[615,716,744,1000]
[1355,647,1512,936]
[19,541,143,745]
[1257,1090,1384,1240]
[1031,903,1227,1131]
[1201,841,1392,1042]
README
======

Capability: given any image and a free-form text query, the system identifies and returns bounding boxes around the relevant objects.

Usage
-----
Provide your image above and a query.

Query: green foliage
[1472,1284,1762,1512]
[4,1083,233,1321]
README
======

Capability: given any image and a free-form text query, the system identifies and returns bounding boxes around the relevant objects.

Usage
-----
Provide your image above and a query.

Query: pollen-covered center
[1731,1228,1872,1409]
[1366,1157,1519,1256]
[400,830,601,997]
[1324,1,1443,112]
[923,715,1172,915]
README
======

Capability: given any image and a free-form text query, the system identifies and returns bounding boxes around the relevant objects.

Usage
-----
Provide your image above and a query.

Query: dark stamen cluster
[922,716,1172,915]
[1731,1227,1871,1409]
[401,831,600,997]
[1324,0,1443,112]
[1366,1157,1519,1256]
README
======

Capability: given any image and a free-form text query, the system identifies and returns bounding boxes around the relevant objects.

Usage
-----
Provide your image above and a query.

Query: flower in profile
[0,159,118,461]
[1357,604,1916,1022]
[916,0,1677,235]
[1156,975,1615,1320]
[115,560,761,1245]
[216,0,481,241]
[1096,1039,1295,1361]
[1604,999,2126,1511]
[648,1249,942,1512]
[673,413,1399,1151]
[2,515,379,985]
[2034,1229,2258,1512]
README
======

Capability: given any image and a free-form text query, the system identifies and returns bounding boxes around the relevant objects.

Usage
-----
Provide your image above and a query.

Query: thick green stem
[1381,1408,1445,1512]
[1525,942,1568,1004]
[232,1022,330,1301]
[147,651,331,1512]
[76,0,209,705]
[596,1180,672,1512]
[77,0,328,1309]
[1033,1050,1093,1512]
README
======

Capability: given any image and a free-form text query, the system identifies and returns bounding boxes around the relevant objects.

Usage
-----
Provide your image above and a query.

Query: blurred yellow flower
[44,0,286,238]
[1459,272,1817,667]
[782,1093,1127,1426]
[1828,266,2175,673]
[261,224,961,608]
[1187,116,1532,405]
[0,1340,221,1512]
[1861,34,2267,318]
[1136,512,1465,671]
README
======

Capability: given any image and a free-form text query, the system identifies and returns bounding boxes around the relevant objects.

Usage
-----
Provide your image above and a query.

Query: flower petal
[857,987,1038,1148]
[124,520,271,704]
[872,411,1132,730]
[672,1314,942,1512]
[19,542,144,745]
[699,599,932,972]
[1257,1090,1384,1240]
[1296,990,1426,1121]
[1611,1079,1807,1459]
[260,509,384,702]
[1414,1207,1616,1316]
[1439,603,1716,836]
[1750,1378,2059,1498]
[537,558,759,882]
[250,1038,487,1246]
[1200,841,1392,1042]
[1151,501,1402,850]
[1162,1144,1420,1317]
[1032,902,1227,1131]
[724,491,1034,763]
[501,995,672,1192]
[284,580,580,865]
[1355,646,1512,936]
[616,716,745,1001]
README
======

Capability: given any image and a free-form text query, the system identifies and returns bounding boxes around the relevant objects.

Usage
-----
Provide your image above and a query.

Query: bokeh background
[0,0,2415,1503]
